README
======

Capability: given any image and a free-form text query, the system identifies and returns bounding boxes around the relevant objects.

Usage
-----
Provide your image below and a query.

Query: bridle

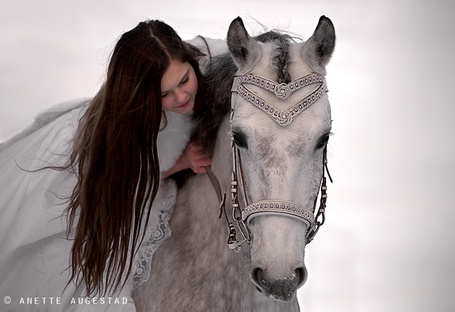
[206,71,332,252]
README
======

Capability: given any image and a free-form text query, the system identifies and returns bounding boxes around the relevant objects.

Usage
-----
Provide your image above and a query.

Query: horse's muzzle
[251,266,307,302]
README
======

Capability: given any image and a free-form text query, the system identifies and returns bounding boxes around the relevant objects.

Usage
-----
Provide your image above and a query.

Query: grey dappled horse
[134,16,336,311]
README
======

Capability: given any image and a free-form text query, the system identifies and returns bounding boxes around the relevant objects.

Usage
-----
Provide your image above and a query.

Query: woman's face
[161,60,198,114]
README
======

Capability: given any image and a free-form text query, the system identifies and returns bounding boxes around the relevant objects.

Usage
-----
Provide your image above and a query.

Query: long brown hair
[64,20,204,296]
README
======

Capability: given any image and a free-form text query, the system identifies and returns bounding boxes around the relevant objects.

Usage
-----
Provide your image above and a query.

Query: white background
[1,0,454,311]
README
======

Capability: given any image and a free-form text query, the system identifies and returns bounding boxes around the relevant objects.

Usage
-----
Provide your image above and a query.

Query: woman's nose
[174,88,186,103]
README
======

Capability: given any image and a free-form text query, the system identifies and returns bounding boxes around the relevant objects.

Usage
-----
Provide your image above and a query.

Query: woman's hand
[162,142,212,178]
[181,142,212,173]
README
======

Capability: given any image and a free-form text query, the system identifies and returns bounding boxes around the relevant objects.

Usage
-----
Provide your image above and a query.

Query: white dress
[0,99,192,311]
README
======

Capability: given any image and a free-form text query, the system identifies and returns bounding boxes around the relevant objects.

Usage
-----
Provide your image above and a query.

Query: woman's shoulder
[185,37,228,72]
[186,36,227,55]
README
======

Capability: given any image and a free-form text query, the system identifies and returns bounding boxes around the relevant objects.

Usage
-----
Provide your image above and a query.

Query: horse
[133,16,336,311]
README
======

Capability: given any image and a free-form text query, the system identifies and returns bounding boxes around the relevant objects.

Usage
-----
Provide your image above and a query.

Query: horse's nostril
[251,267,268,293]
[252,267,264,285]
[295,267,307,286]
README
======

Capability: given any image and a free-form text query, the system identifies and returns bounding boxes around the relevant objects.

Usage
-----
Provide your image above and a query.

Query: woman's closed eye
[162,74,189,98]
[179,75,189,85]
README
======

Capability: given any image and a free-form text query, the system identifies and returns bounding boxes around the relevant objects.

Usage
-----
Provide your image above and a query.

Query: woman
[0,20,211,311]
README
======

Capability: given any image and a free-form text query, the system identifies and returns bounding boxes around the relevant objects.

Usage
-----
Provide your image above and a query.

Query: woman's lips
[176,99,189,108]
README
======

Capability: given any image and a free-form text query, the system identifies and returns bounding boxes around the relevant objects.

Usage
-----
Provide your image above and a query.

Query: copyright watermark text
[2,295,128,305]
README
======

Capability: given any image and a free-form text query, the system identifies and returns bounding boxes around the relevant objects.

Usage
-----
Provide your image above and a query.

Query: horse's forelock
[254,31,296,84]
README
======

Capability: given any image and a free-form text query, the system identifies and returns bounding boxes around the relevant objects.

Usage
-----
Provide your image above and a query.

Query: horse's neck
[210,118,233,189]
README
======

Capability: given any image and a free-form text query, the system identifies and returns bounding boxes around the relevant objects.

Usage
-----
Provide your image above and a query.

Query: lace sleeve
[132,179,177,289]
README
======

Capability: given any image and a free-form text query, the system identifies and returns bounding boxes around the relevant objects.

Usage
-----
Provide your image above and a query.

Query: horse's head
[225,16,335,301]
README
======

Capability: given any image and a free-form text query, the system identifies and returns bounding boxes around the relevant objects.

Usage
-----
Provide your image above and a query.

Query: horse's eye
[232,131,248,149]
[316,133,330,149]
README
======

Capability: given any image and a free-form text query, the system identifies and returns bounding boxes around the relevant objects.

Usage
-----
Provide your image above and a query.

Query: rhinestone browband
[231,72,327,126]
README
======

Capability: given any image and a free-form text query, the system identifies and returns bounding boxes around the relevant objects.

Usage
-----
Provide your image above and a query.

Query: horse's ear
[302,16,336,69]
[227,17,260,69]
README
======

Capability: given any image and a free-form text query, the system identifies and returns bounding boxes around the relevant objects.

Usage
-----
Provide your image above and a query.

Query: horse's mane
[191,31,296,153]
[172,31,295,186]
[190,52,235,153]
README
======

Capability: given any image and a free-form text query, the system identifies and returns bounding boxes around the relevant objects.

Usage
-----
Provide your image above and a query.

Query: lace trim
[132,180,177,289]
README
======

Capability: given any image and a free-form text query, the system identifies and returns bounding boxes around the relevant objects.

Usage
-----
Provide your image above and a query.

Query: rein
[206,71,332,252]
